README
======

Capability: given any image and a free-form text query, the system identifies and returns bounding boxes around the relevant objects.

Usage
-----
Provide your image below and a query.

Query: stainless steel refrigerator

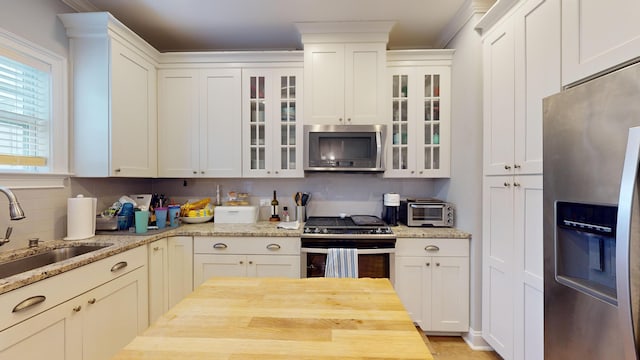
[543,62,640,359]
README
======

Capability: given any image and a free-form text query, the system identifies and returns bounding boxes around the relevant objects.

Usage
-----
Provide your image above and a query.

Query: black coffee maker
[382,193,400,226]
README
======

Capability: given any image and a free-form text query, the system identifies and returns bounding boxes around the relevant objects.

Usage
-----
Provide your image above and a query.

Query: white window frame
[0,27,69,189]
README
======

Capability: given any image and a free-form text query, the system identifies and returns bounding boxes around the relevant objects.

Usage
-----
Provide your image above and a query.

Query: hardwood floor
[418,329,503,360]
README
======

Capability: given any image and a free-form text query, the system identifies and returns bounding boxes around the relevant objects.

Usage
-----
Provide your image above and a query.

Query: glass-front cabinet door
[242,68,303,177]
[386,65,450,178]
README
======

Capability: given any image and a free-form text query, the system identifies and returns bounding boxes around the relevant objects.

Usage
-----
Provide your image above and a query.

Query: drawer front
[194,237,300,255]
[0,246,146,331]
[395,238,469,257]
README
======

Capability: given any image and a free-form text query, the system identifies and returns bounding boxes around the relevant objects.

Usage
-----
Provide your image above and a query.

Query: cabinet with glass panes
[385,55,451,178]
[242,68,303,177]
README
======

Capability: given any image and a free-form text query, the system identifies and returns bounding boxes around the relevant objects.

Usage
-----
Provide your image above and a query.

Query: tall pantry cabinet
[480,0,560,359]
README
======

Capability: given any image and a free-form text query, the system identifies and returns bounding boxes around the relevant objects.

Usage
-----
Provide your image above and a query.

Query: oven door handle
[300,247,395,255]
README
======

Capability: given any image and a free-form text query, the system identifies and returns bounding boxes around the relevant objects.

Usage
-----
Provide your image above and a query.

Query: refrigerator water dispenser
[555,201,617,305]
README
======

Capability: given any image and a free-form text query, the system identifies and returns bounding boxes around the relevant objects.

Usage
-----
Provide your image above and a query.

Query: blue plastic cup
[155,207,167,229]
[168,205,180,227]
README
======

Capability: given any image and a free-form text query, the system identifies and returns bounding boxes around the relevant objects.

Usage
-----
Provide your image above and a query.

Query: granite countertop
[0,221,470,295]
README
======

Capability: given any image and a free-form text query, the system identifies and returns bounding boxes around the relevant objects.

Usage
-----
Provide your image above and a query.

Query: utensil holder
[296,206,306,222]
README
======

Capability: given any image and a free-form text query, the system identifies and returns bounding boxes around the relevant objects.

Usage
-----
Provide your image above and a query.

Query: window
[0,27,68,179]
[0,54,50,170]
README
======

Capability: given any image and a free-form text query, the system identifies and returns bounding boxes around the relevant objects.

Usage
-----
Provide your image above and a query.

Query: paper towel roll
[64,195,97,240]
[383,193,400,206]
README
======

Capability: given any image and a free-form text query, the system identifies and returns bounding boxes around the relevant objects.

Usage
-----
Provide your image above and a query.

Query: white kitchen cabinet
[394,238,469,332]
[59,12,158,177]
[148,236,193,324]
[0,246,148,360]
[481,0,557,358]
[562,0,640,86]
[303,43,386,125]
[242,68,304,177]
[482,0,560,177]
[385,51,453,178]
[193,237,300,286]
[482,175,543,360]
[158,68,242,177]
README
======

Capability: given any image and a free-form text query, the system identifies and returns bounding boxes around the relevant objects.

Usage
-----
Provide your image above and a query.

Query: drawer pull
[110,261,128,272]
[213,243,228,249]
[153,246,160,251]
[12,295,46,313]
[425,245,440,252]
[266,243,281,250]
[88,298,96,304]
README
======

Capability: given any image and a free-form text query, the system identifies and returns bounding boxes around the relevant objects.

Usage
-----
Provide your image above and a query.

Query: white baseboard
[462,327,494,351]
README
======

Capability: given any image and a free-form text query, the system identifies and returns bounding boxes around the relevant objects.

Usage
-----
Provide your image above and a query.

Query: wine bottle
[270,190,280,221]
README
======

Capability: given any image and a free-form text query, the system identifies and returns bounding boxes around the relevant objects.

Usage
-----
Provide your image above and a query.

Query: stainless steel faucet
[0,186,25,247]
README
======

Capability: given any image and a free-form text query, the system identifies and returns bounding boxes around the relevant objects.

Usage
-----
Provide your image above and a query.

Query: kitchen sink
[0,244,113,279]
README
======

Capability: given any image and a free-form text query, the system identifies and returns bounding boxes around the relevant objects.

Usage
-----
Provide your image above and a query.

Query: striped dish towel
[325,248,359,278]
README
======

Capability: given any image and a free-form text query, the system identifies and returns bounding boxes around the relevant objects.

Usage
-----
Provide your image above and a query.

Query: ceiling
[62,0,494,52]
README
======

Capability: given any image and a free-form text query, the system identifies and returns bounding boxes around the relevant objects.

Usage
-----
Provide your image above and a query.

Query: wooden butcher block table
[113,277,432,359]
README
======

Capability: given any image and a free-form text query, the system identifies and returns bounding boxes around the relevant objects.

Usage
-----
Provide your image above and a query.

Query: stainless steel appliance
[543,62,640,359]
[304,124,386,172]
[300,215,396,279]
[399,199,453,227]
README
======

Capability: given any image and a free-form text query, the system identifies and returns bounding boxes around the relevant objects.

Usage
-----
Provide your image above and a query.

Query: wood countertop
[112,277,433,359]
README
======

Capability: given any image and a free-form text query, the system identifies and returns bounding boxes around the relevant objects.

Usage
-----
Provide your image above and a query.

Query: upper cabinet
[59,13,158,177]
[385,50,453,178]
[297,22,394,125]
[482,0,560,176]
[157,68,242,178]
[241,67,304,178]
[562,0,640,86]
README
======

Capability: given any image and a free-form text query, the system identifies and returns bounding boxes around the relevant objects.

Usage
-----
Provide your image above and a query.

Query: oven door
[300,247,395,281]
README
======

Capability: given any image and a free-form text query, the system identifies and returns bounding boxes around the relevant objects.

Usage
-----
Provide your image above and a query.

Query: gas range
[302,215,396,243]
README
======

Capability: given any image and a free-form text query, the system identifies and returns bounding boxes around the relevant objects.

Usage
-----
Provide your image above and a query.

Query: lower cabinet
[0,246,148,360]
[148,236,193,324]
[193,237,300,286]
[394,238,469,332]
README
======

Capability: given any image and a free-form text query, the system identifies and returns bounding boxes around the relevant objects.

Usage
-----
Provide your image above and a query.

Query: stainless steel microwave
[399,199,454,227]
[304,124,386,172]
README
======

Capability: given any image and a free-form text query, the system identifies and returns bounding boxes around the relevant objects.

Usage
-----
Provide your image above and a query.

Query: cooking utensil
[294,192,302,206]
[301,192,310,206]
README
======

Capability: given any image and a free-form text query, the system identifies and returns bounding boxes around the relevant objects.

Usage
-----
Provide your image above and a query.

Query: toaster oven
[399,199,454,227]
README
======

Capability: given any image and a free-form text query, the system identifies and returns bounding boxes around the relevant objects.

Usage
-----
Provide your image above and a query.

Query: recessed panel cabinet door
[562,0,640,86]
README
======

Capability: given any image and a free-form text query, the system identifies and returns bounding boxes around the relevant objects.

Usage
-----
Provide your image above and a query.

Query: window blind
[0,54,49,169]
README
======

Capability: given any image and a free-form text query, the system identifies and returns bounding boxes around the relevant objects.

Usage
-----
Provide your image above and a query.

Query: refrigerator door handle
[616,126,640,360]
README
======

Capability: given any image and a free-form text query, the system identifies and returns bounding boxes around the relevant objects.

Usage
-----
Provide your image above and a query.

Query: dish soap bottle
[270,190,280,222]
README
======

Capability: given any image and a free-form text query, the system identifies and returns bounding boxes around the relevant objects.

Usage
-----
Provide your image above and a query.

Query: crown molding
[61,0,99,12]
[436,0,495,48]
[474,0,521,35]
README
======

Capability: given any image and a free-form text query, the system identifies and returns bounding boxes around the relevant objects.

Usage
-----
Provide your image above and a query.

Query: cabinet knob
[249,261,253,265]
[275,171,279,174]
[201,171,205,174]
[411,170,415,174]
[504,165,511,170]
[419,171,423,174]
[114,168,121,173]
[339,118,343,123]
[514,164,521,169]
[193,171,197,174]
[514,182,521,187]
[436,262,440,267]
[504,182,511,187]
[73,305,82,312]
[88,298,96,304]
[426,262,430,267]
[153,246,159,251]
[267,171,271,174]
[347,118,351,123]
[239,260,244,265]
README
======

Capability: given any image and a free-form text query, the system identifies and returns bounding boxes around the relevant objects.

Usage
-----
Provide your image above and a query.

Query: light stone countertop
[0,221,469,295]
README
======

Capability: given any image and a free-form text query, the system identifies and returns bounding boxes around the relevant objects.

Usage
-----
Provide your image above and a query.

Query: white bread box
[214,206,258,223]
